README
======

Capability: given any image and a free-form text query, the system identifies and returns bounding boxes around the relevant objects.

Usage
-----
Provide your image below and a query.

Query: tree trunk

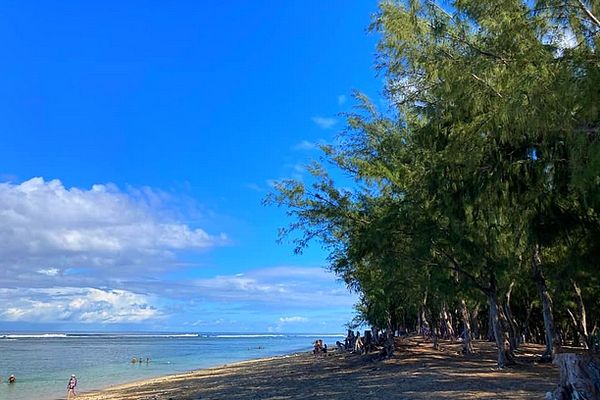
[384,328,394,358]
[363,330,373,354]
[522,299,534,343]
[499,304,516,358]
[470,303,480,340]
[488,292,507,368]
[372,327,380,345]
[488,275,511,369]
[460,299,474,354]
[420,290,430,337]
[432,328,439,350]
[572,280,591,350]
[487,308,495,342]
[441,303,455,339]
[504,281,520,351]
[447,307,455,337]
[532,244,558,361]
[544,353,600,400]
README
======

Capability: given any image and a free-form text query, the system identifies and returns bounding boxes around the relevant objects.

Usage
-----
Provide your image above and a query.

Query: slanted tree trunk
[532,244,558,361]
[504,281,520,352]
[487,275,511,369]
[428,306,440,350]
[488,291,507,368]
[545,353,600,400]
[568,280,591,350]
[499,304,516,357]
[470,303,480,340]
[448,305,455,339]
[460,299,474,354]
[441,303,455,339]
[522,299,534,343]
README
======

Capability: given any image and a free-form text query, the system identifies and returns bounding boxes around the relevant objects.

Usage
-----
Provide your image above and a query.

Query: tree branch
[471,73,504,98]
[431,241,488,293]
[575,0,600,29]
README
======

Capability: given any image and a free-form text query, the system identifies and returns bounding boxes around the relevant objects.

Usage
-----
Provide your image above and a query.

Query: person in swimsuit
[66,374,77,399]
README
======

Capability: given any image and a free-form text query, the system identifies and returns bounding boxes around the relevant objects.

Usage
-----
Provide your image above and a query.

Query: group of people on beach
[313,339,328,354]
[314,330,381,356]
[339,329,385,355]
[341,330,365,353]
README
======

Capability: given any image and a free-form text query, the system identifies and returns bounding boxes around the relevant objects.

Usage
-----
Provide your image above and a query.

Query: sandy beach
[74,338,558,400]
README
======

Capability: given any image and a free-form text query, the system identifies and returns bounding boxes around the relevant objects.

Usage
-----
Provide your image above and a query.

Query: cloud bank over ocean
[0,178,223,274]
[0,178,355,330]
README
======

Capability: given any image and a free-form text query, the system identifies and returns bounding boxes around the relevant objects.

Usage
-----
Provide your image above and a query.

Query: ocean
[0,332,342,400]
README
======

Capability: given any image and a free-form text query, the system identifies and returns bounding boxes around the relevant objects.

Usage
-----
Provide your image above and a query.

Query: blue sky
[0,1,382,333]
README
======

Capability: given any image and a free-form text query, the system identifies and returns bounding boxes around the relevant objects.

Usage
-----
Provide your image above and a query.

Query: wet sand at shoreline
[74,338,558,400]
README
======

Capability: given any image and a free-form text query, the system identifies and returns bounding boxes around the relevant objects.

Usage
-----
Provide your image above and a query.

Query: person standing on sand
[67,374,77,399]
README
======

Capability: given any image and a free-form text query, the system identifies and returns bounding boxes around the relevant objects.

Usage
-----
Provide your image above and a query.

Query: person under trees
[266,0,599,378]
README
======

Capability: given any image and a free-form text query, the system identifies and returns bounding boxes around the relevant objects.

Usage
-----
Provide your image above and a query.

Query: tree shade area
[267,0,600,372]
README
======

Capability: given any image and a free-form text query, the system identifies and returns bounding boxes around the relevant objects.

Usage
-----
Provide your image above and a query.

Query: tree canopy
[267,0,600,368]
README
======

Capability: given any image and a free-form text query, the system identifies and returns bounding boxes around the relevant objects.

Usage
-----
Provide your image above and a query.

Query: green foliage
[266,0,600,348]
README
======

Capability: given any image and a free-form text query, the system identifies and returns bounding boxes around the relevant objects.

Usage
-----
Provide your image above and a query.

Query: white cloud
[168,267,356,308]
[189,318,237,327]
[0,178,358,330]
[243,183,263,192]
[0,265,358,328]
[279,316,308,323]
[37,268,60,276]
[0,177,224,280]
[312,116,338,130]
[293,140,318,151]
[0,287,160,323]
[338,95,347,105]
[269,315,310,332]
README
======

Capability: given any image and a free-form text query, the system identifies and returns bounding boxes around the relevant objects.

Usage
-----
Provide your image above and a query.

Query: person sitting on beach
[8,375,15,384]
[313,339,323,354]
[354,335,364,354]
[344,330,355,351]
[67,374,77,399]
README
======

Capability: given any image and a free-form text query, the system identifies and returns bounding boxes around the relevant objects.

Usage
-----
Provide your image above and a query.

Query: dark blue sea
[0,332,342,400]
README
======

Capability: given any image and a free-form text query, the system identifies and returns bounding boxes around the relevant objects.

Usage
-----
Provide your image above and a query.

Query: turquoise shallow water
[0,332,342,400]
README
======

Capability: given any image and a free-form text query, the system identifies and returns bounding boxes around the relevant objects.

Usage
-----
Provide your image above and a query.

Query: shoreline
[68,353,303,400]
[0,332,326,400]
[72,339,559,400]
